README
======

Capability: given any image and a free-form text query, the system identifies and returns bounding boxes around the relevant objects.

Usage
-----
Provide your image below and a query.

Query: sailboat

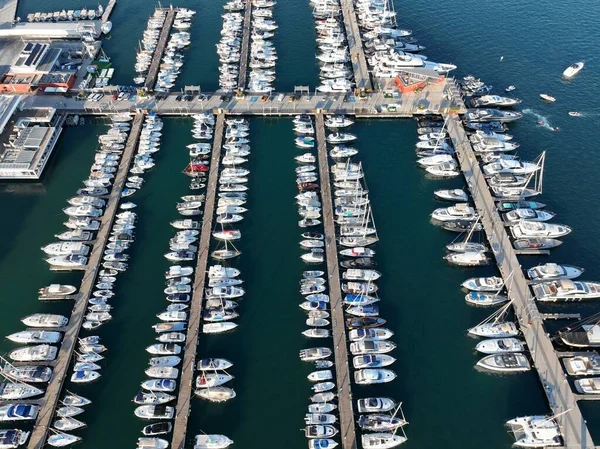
[491,152,545,199]
[445,217,487,253]
[468,300,520,338]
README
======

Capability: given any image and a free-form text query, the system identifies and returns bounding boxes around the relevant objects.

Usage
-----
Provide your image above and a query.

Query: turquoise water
[3,0,600,447]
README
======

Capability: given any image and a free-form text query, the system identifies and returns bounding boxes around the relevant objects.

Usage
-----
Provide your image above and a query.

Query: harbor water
[3,0,600,447]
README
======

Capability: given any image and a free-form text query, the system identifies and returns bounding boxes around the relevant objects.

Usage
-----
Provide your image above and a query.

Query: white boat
[7,330,62,344]
[465,292,508,306]
[475,338,525,354]
[350,340,396,355]
[468,321,519,338]
[203,323,238,334]
[349,328,393,341]
[563,62,584,79]
[0,404,39,421]
[425,163,459,177]
[47,432,81,447]
[444,251,489,267]
[10,345,57,362]
[476,353,530,372]
[137,437,168,449]
[357,397,396,413]
[355,369,396,384]
[71,370,100,383]
[38,284,77,299]
[527,263,583,281]
[510,221,571,239]
[196,373,233,389]
[53,417,86,431]
[532,280,600,301]
[194,434,233,449]
[195,387,236,402]
[507,416,561,447]
[461,277,503,291]
[361,433,406,449]
[134,405,175,420]
[0,383,43,400]
[1,366,52,383]
[353,354,395,369]
[563,355,600,376]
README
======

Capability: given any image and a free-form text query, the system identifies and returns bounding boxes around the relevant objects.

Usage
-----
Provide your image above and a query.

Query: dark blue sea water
[3,0,600,447]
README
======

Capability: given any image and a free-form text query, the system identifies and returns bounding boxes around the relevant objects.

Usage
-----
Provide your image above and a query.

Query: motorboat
[195,387,236,402]
[7,330,61,344]
[539,94,556,103]
[134,405,175,420]
[510,221,571,239]
[300,347,332,361]
[133,392,175,405]
[197,358,233,371]
[503,209,555,223]
[0,365,52,383]
[563,355,600,376]
[357,397,396,413]
[355,369,396,384]
[137,437,169,449]
[142,422,172,436]
[202,323,238,334]
[308,439,338,449]
[9,345,57,362]
[532,280,600,301]
[465,292,508,306]
[361,433,406,449]
[149,356,181,368]
[196,373,234,389]
[305,425,338,439]
[353,354,395,369]
[513,238,562,251]
[464,109,523,123]
[349,328,393,341]
[38,284,77,299]
[346,317,386,330]
[434,189,468,202]
[146,344,181,355]
[563,62,584,79]
[527,263,583,281]
[444,251,489,267]
[0,404,39,421]
[53,417,86,431]
[425,163,460,177]
[304,413,337,425]
[0,429,29,447]
[471,95,521,108]
[350,340,396,355]
[461,277,503,292]
[476,353,530,372]
[506,416,561,447]
[194,434,234,449]
[431,203,477,222]
[71,370,101,383]
[475,338,525,354]
[468,322,519,338]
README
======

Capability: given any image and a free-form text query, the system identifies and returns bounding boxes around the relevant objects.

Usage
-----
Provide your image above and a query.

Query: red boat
[298,182,319,192]
[183,163,209,177]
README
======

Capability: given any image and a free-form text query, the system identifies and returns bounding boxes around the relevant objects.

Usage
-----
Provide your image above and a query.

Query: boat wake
[522,109,555,131]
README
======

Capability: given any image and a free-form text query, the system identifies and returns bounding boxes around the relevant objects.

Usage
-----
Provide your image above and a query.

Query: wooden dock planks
[170,113,225,449]
[315,114,358,449]
[339,0,372,90]
[26,112,145,449]
[446,114,595,449]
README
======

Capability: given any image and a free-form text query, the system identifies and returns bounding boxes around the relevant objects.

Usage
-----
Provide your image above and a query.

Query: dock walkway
[446,113,595,449]
[237,0,252,90]
[315,114,357,449]
[171,113,225,449]
[144,8,176,90]
[101,0,117,24]
[339,0,372,90]
[26,112,145,449]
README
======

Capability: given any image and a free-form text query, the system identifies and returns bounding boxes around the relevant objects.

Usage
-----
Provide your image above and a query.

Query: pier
[171,113,225,449]
[339,0,372,91]
[446,113,595,449]
[237,0,252,90]
[101,0,117,24]
[315,114,358,449]
[144,8,176,90]
[26,112,145,449]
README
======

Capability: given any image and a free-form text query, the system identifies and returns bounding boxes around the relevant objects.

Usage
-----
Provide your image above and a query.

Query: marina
[0,0,598,448]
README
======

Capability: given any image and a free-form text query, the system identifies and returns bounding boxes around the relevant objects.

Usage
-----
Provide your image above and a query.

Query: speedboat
[540,94,556,103]
[355,369,396,384]
[194,434,233,449]
[0,429,29,447]
[510,221,571,239]
[71,370,101,383]
[503,209,555,223]
[361,433,406,449]
[142,422,172,436]
[563,355,600,376]
[353,354,395,369]
[476,353,530,372]
[195,387,236,402]
[0,383,42,400]
[134,405,175,420]
[0,366,52,383]
[350,340,396,355]
[475,338,525,354]
[133,392,175,405]
[7,330,62,344]
[0,404,39,421]
[431,203,478,222]
[444,251,489,267]
[434,189,468,202]
[305,425,338,439]
[300,347,332,361]
[137,437,169,449]
[468,322,519,338]
[465,292,508,306]
[527,263,583,281]
[563,62,584,79]
[349,328,393,341]
[357,397,396,413]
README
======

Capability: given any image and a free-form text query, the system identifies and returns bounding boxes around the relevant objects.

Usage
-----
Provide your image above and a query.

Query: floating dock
[339,0,372,90]
[446,113,595,449]
[26,112,144,449]
[315,114,358,449]
[170,113,225,449]
[144,8,176,90]
[237,0,253,90]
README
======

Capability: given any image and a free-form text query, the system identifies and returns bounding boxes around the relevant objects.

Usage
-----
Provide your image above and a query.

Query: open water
[3,0,600,447]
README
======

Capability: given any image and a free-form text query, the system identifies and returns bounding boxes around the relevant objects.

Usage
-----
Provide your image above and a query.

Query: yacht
[471,95,521,107]
[137,437,169,449]
[506,416,561,447]
[425,163,460,177]
[513,238,562,251]
[563,62,584,79]
[510,221,571,239]
[38,284,77,299]
[134,405,175,420]
[357,397,396,413]
[431,204,478,222]
[560,324,600,348]
[464,109,523,122]
[353,355,395,369]
[563,355,600,376]
[532,280,600,301]
[300,347,332,361]
[503,209,555,223]
[133,392,175,405]
[461,277,503,292]
[46,254,88,268]
[142,422,172,436]
[475,338,526,354]
[483,160,540,176]
[47,432,81,447]
[527,263,583,281]
[0,382,42,400]
[1,365,52,383]
[468,321,519,338]
[305,425,338,439]
[349,328,393,341]
[350,340,396,355]
[575,378,600,394]
[444,251,489,267]
[195,387,236,402]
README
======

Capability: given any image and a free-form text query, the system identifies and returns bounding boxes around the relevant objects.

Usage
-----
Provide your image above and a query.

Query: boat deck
[446,113,595,449]
[237,0,252,90]
[315,113,358,449]
[144,8,176,90]
[26,113,145,449]
[170,113,225,449]
[339,0,372,90]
